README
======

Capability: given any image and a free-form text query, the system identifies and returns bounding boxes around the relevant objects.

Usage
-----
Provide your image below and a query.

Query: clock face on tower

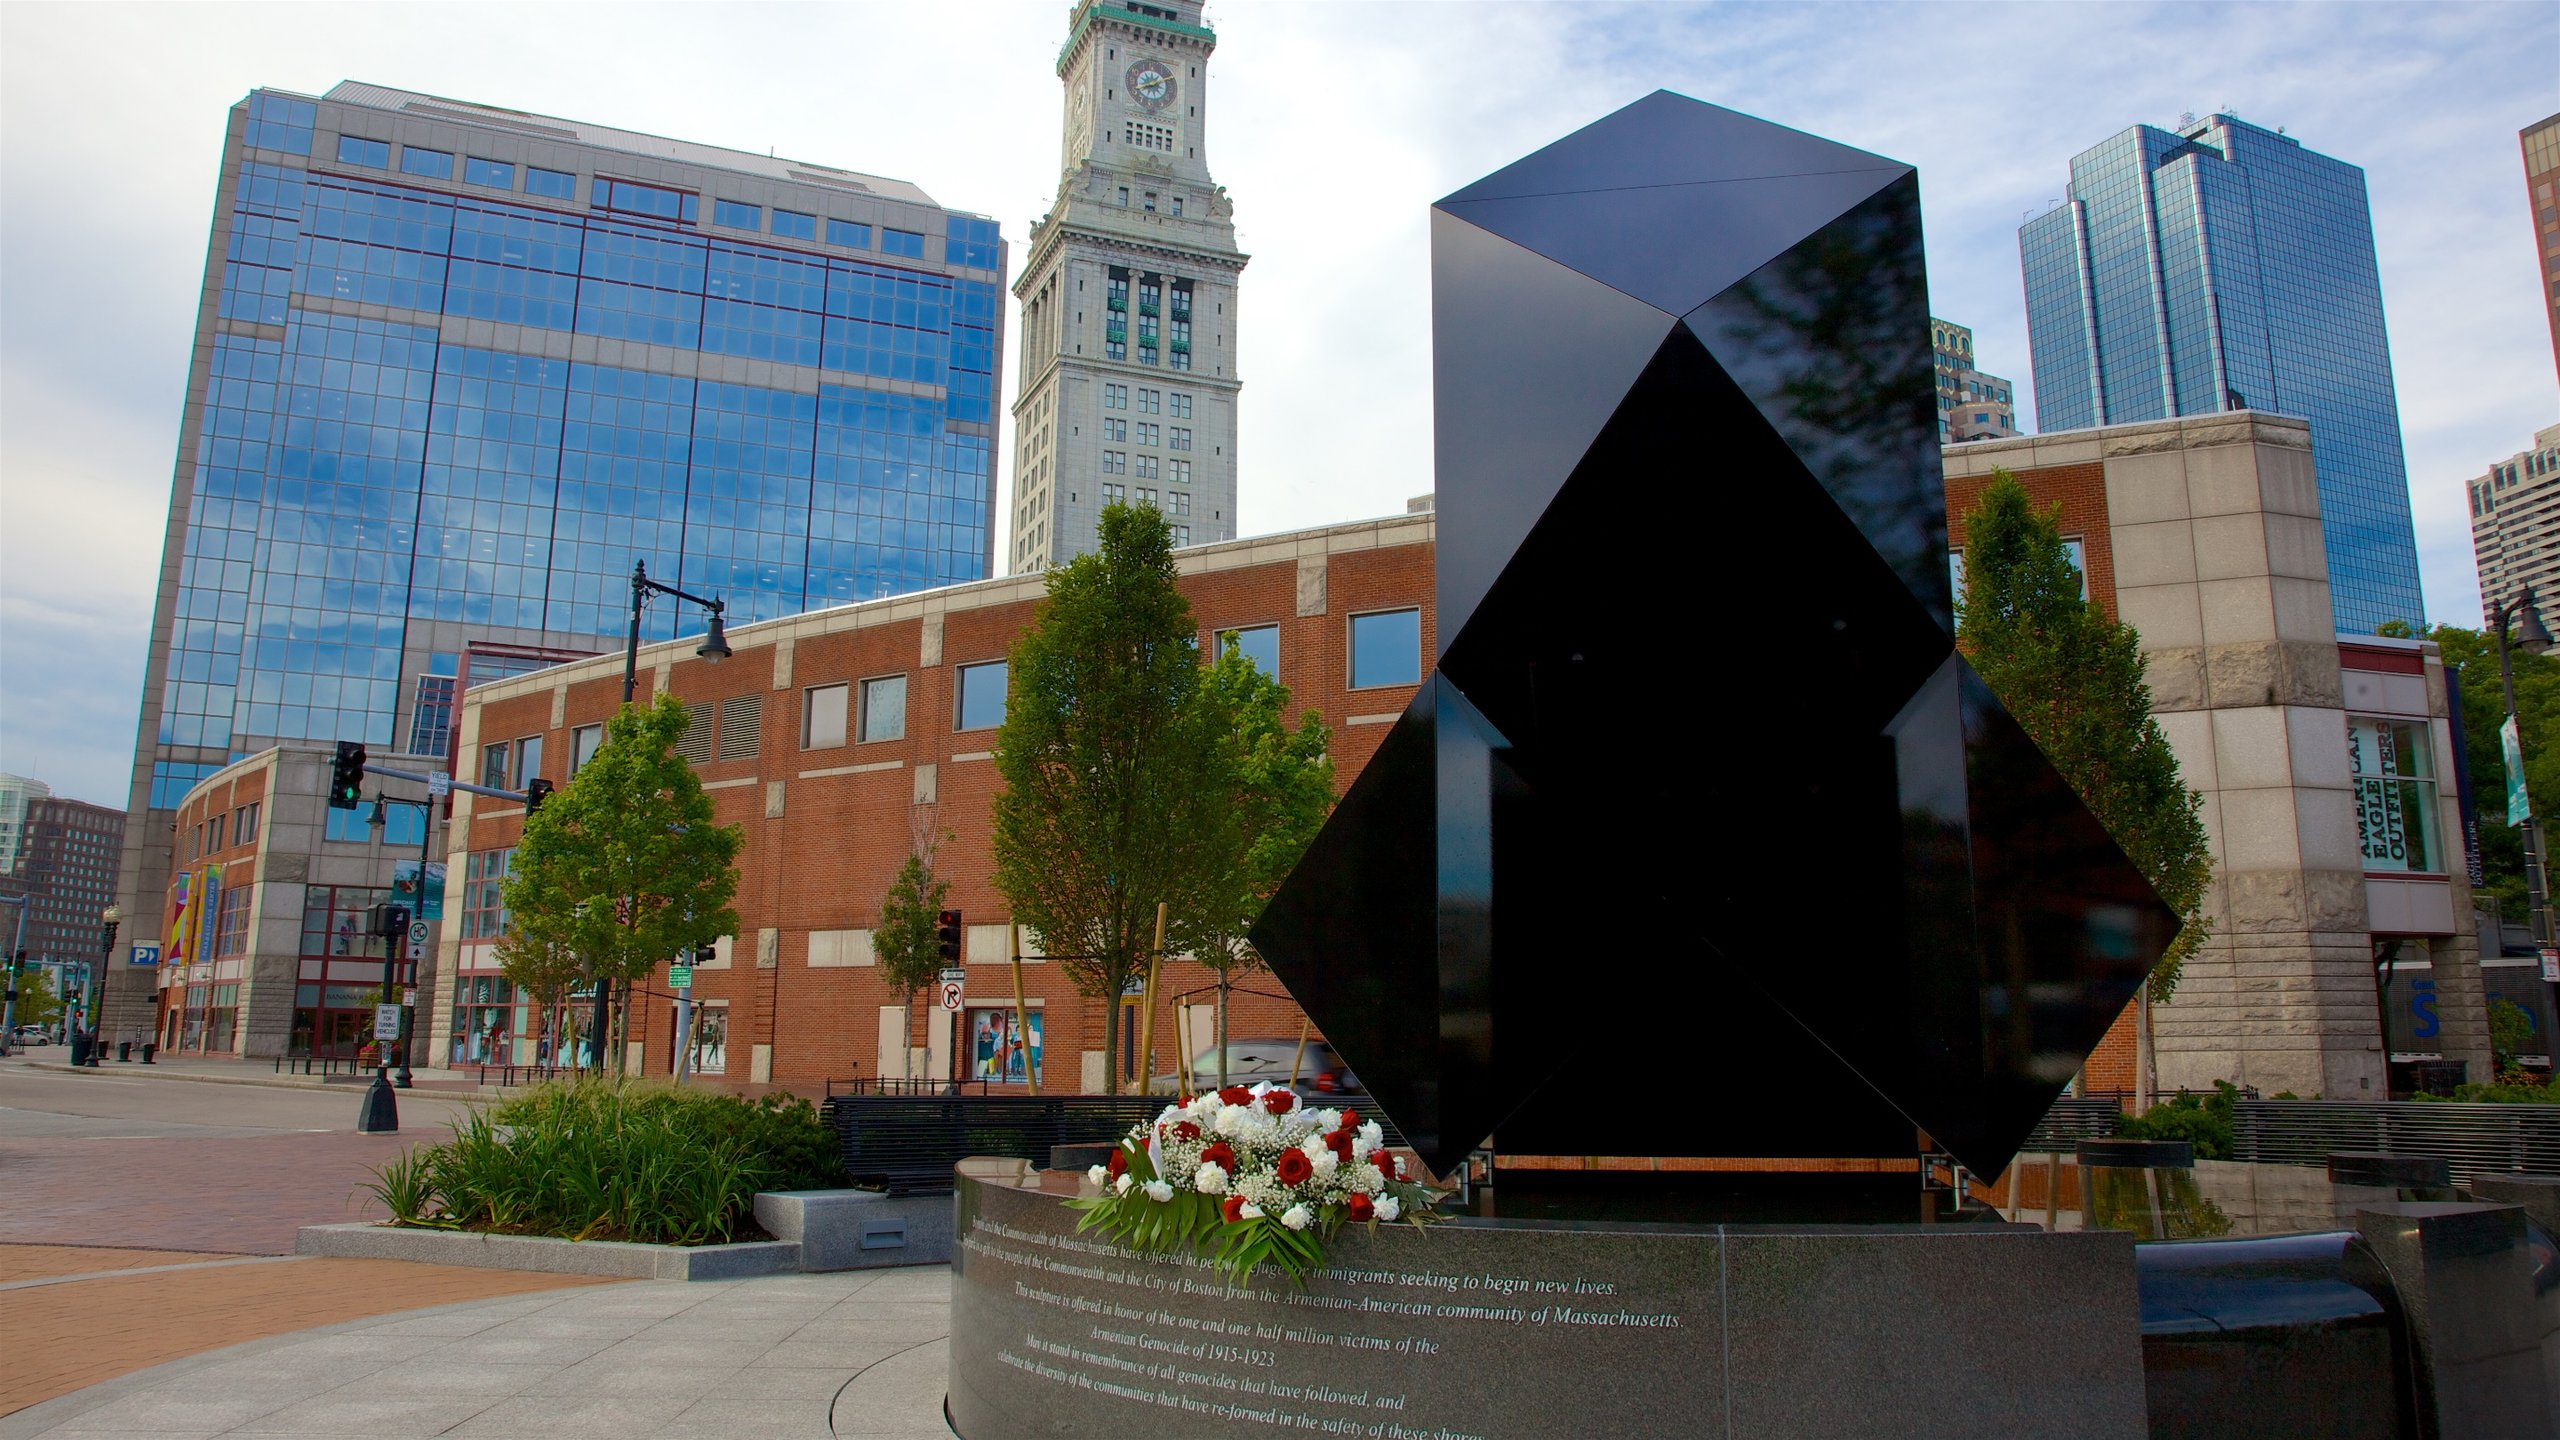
[1125,58,1175,112]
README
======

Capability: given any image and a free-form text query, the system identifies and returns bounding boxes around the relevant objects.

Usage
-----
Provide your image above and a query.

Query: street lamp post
[2491,587,2558,980]
[90,906,119,1066]
[602,560,730,1070]
[370,794,439,1089]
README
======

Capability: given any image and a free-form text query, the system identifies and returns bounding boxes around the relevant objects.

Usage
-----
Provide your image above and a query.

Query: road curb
[295,1222,801,1280]
[14,1060,503,1100]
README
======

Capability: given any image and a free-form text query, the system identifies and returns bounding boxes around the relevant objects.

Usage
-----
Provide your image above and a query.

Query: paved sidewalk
[0,1266,955,1439]
[16,1055,498,1098]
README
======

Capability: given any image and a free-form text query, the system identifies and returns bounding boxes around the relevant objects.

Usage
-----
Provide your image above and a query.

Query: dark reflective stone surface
[1252,92,2178,1185]
[2135,1231,2414,1440]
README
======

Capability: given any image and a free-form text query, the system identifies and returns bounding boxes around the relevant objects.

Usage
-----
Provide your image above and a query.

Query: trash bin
[68,1032,91,1066]
[141,1043,157,1064]
[117,1042,133,1062]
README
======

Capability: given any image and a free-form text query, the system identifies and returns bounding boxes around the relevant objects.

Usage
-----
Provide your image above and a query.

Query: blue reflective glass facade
[2019,115,2424,634]
[149,86,1003,771]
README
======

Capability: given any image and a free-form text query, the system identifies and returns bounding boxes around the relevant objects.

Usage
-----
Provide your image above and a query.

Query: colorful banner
[2503,715,2532,827]
[970,1007,1043,1084]
[392,860,446,921]
[195,868,221,968]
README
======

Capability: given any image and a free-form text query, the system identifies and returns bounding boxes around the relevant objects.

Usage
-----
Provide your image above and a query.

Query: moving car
[10,1025,53,1046]
[1152,1037,1368,1100]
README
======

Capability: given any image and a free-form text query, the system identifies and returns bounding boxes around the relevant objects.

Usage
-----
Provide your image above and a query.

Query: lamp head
[101,904,121,925]
[368,798,388,833]
[2519,588,2553,657]
[697,608,731,664]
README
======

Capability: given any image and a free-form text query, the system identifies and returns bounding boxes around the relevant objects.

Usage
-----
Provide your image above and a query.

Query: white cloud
[4,1,2552,803]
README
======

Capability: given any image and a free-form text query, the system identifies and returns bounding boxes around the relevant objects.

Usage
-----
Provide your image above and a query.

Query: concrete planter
[754,1188,955,1270]
[294,1221,799,1281]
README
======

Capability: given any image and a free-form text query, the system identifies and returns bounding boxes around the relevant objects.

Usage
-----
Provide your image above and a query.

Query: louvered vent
[719,695,762,761]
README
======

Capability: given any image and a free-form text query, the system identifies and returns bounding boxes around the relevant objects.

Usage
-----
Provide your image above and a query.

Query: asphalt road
[0,1059,477,1138]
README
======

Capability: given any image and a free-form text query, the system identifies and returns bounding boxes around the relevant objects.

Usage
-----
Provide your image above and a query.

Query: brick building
[429,515,1431,1088]
[1,791,127,1033]
[1946,413,2495,1100]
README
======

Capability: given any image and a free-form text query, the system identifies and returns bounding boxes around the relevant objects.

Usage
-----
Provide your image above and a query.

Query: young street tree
[992,503,1222,1093]
[499,694,742,1074]
[872,848,950,1081]
[1957,471,2215,1026]
[1176,635,1336,1085]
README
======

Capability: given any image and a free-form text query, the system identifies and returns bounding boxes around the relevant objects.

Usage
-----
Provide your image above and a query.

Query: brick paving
[0,1247,206,1284]
[0,1256,617,1415]
[0,1129,437,1255]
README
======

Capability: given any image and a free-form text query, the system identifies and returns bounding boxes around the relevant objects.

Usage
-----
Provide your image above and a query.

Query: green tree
[1957,472,2215,1006]
[492,927,586,1068]
[2410,623,2560,922]
[992,504,1218,1092]
[872,848,949,1081]
[500,694,742,1074]
[9,966,62,1031]
[1175,634,1336,1085]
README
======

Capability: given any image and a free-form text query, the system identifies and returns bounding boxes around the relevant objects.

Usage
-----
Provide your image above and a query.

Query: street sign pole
[938,968,966,1091]
[671,954,695,1086]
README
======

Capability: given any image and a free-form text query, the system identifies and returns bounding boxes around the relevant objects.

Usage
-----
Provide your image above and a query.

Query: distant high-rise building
[1010,0,1245,572]
[107,83,1007,1035]
[1929,317,2019,443]
[9,795,126,995]
[2522,113,2560,387]
[0,774,51,875]
[2467,422,2560,621]
[2020,113,2423,634]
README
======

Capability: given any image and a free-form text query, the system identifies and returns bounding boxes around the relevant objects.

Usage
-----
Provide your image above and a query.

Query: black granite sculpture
[1251,92,2180,1182]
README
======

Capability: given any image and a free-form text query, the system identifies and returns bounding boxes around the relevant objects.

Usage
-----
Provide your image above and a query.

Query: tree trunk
[1216,967,1231,1089]
[1102,980,1121,1095]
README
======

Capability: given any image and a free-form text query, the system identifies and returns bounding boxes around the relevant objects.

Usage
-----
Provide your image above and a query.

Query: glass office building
[2019,114,2423,634]
[109,83,1004,1032]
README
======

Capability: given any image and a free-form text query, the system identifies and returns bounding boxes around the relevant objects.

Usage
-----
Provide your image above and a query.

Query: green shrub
[2118,1080,2237,1160]
[367,1080,846,1245]
[2437,1074,2560,1104]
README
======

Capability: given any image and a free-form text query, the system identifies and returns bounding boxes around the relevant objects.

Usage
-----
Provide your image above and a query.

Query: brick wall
[443,523,1433,1091]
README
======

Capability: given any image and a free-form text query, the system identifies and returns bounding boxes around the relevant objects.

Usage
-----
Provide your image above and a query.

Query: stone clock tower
[1010,0,1245,571]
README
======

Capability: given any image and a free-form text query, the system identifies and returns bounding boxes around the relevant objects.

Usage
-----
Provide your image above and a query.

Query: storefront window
[969,1006,1042,1084]
[2348,716,2442,874]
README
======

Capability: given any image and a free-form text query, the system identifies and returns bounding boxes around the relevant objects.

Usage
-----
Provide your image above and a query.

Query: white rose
[1359,1122,1383,1148]
[1316,1108,1343,1131]
[1239,1202,1266,1220]
[1299,1137,1327,1161]
[1194,1163,1229,1194]
[1214,1107,1245,1136]
[1087,1165,1110,1185]
[1143,1180,1174,1203]
[1375,1196,1400,1222]
[1350,1164,1382,1195]
[1114,1173,1134,1196]
[1350,1136,1375,1161]
[1311,1150,1339,1178]
[1281,1204,1313,1231]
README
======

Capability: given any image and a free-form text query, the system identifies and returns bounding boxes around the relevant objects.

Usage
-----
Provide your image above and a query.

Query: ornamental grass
[364,1079,844,1247]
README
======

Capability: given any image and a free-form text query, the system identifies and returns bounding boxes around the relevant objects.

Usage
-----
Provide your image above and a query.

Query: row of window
[1099,484,1192,517]
[330,136,955,266]
[1099,419,1192,450]
[186,800,261,862]
[1101,384,1188,416]
[1099,453,1192,483]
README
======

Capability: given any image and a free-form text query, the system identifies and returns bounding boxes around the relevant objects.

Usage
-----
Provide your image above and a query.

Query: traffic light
[523,778,554,813]
[371,903,411,938]
[694,939,717,966]
[329,742,367,810]
[936,909,963,965]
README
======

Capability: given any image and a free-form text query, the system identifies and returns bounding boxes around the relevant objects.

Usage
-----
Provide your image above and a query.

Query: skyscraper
[106,83,1006,1035]
[2523,113,2560,387]
[2020,113,2423,634]
[2467,422,2560,621]
[1010,0,1245,572]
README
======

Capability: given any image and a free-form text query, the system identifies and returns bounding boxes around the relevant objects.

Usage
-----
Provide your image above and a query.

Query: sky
[2,0,2554,808]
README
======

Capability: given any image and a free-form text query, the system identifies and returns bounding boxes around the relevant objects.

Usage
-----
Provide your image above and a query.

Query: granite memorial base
[946,1161,2148,1440]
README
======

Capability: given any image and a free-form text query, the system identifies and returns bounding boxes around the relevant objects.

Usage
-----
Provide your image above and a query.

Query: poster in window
[970,1007,1042,1084]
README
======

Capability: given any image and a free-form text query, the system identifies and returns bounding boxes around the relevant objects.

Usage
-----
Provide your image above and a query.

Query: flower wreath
[1068,1082,1441,1284]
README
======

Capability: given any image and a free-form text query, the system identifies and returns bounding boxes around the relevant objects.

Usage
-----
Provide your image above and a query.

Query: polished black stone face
[1250,91,2180,1184]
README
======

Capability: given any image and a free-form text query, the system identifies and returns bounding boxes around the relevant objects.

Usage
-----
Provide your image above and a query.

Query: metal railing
[823,1092,1414,1194]
[2232,1099,2560,1185]
[2018,1097,2124,1153]
[274,1053,364,1077]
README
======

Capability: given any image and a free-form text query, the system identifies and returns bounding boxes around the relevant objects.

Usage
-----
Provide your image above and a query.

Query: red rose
[1275,1149,1314,1186]
[1218,1086,1254,1106]
[1345,1194,1375,1223]
[1106,1146,1128,1179]
[1171,1120,1203,1141]
[1261,1089,1296,1115]
[1373,1152,1396,1179]
[1200,1141,1237,1173]
[1323,1130,1355,1162]
[1221,1195,1248,1224]
[1338,1111,1360,1131]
